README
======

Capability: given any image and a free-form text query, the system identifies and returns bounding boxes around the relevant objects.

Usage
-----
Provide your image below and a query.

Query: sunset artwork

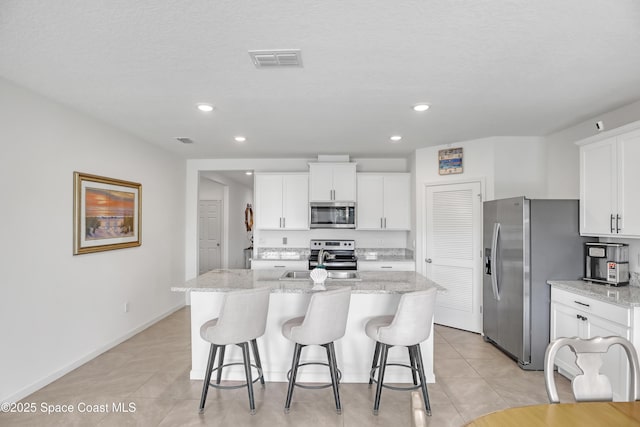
[84,188,136,240]
[74,172,141,255]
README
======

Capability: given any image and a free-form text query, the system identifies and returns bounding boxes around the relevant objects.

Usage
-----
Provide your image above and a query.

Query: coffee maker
[584,242,629,286]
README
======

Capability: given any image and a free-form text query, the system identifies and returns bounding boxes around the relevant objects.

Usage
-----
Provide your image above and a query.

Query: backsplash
[631,272,640,288]
[356,248,414,261]
[256,247,308,260]
[255,247,415,261]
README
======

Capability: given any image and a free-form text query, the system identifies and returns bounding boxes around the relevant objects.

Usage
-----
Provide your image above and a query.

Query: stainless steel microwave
[309,202,356,229]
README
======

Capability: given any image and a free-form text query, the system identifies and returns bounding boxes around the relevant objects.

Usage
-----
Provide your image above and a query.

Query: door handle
[491,223,501,301]
[617,214,621,233]
[611,214,615,233]
[425,258,432,263]
[381,218,384,229]
[282,217,286,228]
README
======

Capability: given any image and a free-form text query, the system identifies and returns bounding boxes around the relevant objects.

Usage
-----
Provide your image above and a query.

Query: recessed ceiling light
[197,103,214,112]
[245,171,253,176]
[390,135,402,142]
[413,104,430,112]
[234,136,247,143]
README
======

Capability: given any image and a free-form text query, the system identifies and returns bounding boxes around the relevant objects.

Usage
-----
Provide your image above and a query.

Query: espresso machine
[584,242,629,286]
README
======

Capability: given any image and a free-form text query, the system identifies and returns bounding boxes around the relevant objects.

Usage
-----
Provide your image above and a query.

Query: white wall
[199,174,253,269]
[185,158,409,278]
[413,137,546,275]
[256,230,409,249]
[544,99,640,199]
[0,78,185,403]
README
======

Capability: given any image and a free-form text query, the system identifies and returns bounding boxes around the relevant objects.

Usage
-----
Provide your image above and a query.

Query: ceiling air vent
[175,137,194,144]
[249,49,303,68]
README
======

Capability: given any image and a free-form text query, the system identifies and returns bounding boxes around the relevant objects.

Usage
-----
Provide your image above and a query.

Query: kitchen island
[172,269,445,384]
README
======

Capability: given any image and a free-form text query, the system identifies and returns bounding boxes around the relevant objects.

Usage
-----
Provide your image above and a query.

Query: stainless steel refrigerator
[483,197,590,370]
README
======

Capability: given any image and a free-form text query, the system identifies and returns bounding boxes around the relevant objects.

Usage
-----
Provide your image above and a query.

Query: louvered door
[425,182,482,332]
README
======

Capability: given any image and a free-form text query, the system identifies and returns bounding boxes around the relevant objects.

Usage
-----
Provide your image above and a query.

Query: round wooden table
[465,402,640,426]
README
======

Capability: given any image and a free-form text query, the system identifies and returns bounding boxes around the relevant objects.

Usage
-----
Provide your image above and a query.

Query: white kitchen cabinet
[255,173,308,230]
[309,163,356,202]
[251,260,308,270]
[550,287,632,401]
[579,128,640,237]
[358,261,415,271]
[357,173,410,230]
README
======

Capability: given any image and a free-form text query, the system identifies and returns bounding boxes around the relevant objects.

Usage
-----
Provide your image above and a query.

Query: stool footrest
[286,361,342,390]
[206,362,263,390]
[369,363,423,391]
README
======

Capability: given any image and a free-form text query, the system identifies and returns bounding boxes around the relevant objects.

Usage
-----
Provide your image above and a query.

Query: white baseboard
[2,302,185,404]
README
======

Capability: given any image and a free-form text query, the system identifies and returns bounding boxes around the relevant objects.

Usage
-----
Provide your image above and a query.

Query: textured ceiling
[1,0,640,159]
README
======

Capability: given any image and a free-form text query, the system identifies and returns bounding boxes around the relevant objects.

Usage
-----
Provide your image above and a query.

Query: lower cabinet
[251,260,308,271]
[358,261,415,271]
[550,287,632,401]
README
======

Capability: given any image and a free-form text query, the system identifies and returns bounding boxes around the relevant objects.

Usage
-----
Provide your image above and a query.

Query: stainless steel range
[308,239,357,270]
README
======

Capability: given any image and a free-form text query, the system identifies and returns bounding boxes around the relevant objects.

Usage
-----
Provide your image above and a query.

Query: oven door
[309,202,356,229]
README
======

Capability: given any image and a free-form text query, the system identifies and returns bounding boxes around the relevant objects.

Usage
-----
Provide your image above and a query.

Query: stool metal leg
[199,344,219,413]
[413,344,431,416]
[240,342,256,415]
[369,341,381,387]
[326,342,342,414]
[284,343,303,413]
[373,343,389,415]
[408,346,418,386]
[216,345,226,384]
[250,339,265,386]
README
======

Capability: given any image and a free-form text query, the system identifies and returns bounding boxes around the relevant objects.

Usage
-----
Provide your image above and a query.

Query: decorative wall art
[438,147,463,175]
[73,172,141,255]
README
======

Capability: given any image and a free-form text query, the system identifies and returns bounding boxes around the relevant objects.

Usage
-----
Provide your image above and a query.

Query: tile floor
[1,307,574,426]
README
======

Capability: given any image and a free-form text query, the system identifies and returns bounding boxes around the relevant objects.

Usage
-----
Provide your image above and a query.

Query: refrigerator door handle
[491,222,501,301]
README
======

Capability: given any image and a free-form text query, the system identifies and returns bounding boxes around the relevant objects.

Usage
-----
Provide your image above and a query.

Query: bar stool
[281,286,351,414]
[365,287,437,416]
[198,287,271,415]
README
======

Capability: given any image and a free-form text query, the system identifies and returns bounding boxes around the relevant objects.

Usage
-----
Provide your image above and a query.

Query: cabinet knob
[426,258,432,263]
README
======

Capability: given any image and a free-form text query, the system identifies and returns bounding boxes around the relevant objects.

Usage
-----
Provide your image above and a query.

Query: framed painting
[438,147,463,175]
[73,172,141,255]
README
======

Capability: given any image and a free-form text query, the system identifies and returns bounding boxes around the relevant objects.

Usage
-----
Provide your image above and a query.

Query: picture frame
[438,147,463,175]
[73,172,141,255]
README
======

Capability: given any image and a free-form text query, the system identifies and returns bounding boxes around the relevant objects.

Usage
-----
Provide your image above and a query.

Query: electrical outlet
[283,237,287,245]
[124,302,129,313]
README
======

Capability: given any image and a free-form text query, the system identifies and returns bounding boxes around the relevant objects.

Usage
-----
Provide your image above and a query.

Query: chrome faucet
[317,249,334,266]
[317,249,328,266]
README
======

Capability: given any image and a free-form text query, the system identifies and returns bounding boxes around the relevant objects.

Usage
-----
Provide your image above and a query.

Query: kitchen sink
[280,271,312,280]
[279,270,361,281]
[327,271,360,280]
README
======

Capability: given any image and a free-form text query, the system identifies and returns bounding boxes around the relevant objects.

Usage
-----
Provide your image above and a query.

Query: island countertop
[171,269,444,294]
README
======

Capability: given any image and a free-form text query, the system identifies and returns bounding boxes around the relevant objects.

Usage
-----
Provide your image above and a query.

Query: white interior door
[199,200,222,274]
[425,181,482,333]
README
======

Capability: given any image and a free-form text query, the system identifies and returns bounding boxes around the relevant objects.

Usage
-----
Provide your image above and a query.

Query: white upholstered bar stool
[282,286,352,414]
[365,287,437,416]
[198,287,271,415]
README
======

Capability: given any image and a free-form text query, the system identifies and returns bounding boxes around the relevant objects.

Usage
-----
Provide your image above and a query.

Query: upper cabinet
[309,163,356,202]
[255,173,309,230]
[579,127,640,237]
[357,173,410,230]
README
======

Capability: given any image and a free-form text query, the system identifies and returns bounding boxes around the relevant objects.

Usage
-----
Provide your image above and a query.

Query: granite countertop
[548,280,640,308]
[172,269,444,295]
[358,255,415,262]
[253,248,415,263]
